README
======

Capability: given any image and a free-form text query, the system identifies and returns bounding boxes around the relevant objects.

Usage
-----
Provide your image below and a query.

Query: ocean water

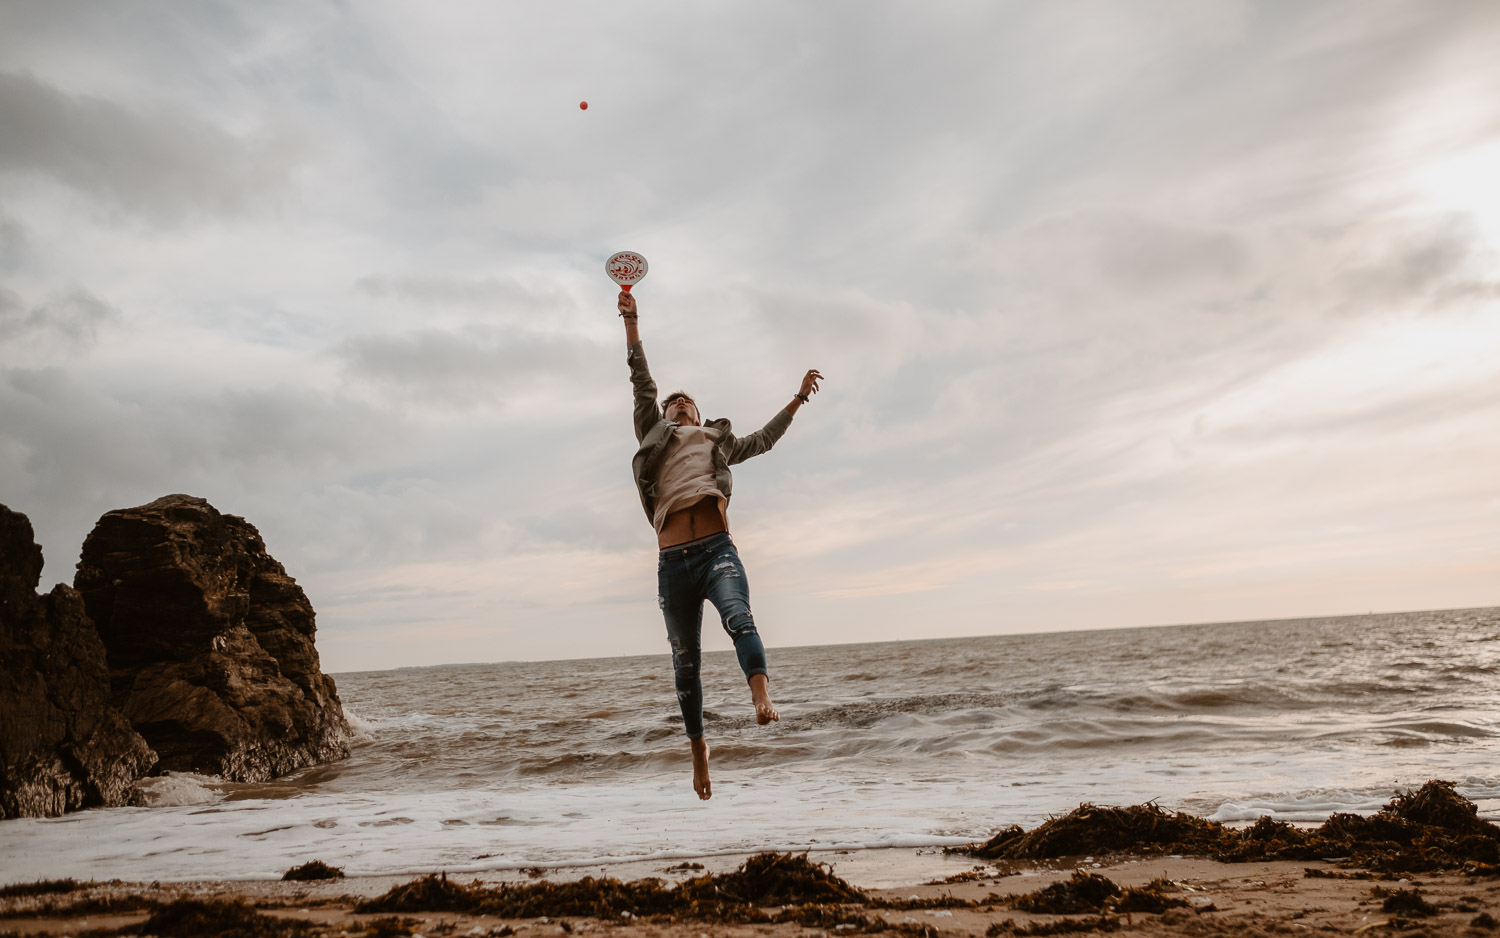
[3,607,1498,884]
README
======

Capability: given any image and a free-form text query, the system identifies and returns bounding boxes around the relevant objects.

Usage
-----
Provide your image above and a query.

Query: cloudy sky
[2,1,1497,673]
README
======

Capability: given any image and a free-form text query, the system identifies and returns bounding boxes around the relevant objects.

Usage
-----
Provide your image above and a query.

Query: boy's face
[665,395,700,426]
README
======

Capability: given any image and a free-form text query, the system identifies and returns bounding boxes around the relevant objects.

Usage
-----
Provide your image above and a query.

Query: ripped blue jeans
[657,532,768,739]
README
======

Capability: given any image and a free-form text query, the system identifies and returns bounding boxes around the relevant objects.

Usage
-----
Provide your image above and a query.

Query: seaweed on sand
[122,899,316,938]
[282,860,345,881]
[1011,872,1120,915]
[1374,886,1441,917]
[1311,780,1500,873]
[0,892,156,920]
[963,779,1500,875]
[357,870,679,919]
[0,879,81,899]
[358,853,865,922]
[968,803,1228,860]
[1111,877,1189,915]
[678,852,866,905]
[354,917,424,937]
[986,916,1120,936]
[358,854,938,931]
[1001,872,1186,916]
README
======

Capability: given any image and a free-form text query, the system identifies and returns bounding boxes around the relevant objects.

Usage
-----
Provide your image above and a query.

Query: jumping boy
[618,289,822,800]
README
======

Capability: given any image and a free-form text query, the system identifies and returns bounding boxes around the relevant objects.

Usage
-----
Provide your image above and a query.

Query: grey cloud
[356,275,575,315]
[0,212,25,273]
[0,368,400,491]
[0,287,117,347]
[1002,213,1253,306]
[0,70,296,222]
[337,327,605,406]
[1335,215,1498,313]
[0,365,415,583]
[512,503,638,554]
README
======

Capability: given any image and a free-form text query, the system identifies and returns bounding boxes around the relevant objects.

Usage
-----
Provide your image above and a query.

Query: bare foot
[690,737,711,800]
[749,673,780,726]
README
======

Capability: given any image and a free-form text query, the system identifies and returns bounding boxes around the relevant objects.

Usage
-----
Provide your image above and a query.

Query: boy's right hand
[618,291,637,316]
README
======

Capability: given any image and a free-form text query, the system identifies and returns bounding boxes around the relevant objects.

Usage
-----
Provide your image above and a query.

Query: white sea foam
[5,760,1497,885]
[343,708,381,741]
[135,772,225,807]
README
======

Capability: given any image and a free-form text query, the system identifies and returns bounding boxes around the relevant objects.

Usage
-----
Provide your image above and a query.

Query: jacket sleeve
[626,341,661,443]
[724,408,794,465]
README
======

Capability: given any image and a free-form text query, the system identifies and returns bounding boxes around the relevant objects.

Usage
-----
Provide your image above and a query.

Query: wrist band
[796,392,810,403]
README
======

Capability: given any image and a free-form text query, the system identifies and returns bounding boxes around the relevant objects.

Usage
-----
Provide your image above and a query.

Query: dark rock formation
[74,494,349,782]
[1,505,155,818]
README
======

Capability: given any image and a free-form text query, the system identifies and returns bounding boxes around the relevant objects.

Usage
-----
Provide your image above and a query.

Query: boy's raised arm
[620,291,659,442]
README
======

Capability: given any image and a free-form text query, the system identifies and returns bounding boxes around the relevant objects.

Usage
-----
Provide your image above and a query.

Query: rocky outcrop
[1,505,155,818]
[74,494,349,782]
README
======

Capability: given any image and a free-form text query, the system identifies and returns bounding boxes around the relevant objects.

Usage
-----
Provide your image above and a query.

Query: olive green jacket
[627,341,793,525]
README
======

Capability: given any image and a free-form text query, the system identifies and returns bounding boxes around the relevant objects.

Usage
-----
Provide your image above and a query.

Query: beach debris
[925,867,990,885]
[126,897,317,937]
[357,854,956,930]
[963,780,1500,875]
[998,871,1187,917]
[1302,868,1385,880]
[985,915,1121,935]
[356,917,424,937]
[0,889,157,919]
[1011,872,1119,915]
[0,878,82,899]
[969,803,1225,860]
[1373,886,1439,917]
[691,852,866,905]
[1111,878,1190,915]
[282,860,345,881]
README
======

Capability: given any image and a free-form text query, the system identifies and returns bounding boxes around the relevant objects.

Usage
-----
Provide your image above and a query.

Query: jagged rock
[1,504,155,818]
[74,494,349,782]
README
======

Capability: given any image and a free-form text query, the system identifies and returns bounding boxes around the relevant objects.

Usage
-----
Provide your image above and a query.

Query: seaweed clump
[1375,886,1440,917]
[283,860,345,881]
[986,915,1120,935]
[0,879,81,899]
[1111,877,1189,914]
[1003,872,1186,917]
[358,853,869,924]
[125,899,315,938]
[970,803,1227,860]
[964,780,1500,875]
[1011,872,1120,915]
[0,891,156,920]
[680,851,866,905]
[357,870,679,919]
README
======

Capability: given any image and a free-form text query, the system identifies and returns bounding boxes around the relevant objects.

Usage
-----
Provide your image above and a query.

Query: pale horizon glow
[1,1,1497,673]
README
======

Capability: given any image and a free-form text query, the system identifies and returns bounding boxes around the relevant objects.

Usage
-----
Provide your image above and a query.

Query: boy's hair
[662,390,696,409]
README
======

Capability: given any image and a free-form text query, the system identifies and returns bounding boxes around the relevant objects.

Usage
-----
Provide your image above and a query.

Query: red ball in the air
[579,101,588,110]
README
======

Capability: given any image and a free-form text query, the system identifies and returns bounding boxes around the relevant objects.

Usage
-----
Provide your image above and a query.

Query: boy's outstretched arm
[620,290,640,346]
[725,368,824,465]
[621,291,659,442]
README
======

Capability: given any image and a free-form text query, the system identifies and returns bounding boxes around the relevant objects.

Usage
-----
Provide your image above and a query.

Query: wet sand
[4,848,1499,937]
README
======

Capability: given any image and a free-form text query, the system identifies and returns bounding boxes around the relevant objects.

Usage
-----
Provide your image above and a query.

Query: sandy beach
[4,848,1499,938]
